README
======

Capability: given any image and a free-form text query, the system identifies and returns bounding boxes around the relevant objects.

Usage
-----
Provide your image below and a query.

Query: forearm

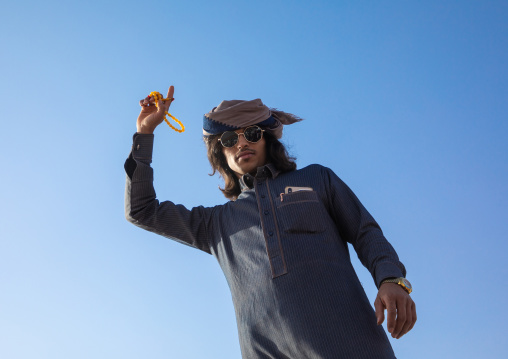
[323,166,406,287]
[355,228,406,288]
[124,133,213,253]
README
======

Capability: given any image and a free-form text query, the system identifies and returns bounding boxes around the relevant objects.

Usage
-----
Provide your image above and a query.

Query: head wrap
[203,99,302,139]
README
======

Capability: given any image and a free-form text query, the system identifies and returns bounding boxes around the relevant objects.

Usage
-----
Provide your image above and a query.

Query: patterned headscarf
[203,99,303,139]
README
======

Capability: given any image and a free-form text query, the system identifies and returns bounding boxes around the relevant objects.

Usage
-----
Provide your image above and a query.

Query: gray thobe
[125,133,406,358]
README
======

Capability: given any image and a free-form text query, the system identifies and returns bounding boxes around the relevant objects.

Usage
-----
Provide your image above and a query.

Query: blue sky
[1,1,507,358]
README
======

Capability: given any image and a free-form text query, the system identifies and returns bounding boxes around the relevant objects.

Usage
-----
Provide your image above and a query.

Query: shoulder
[296,163,336,177]
[280,164,339,191]
[292,164,347,192]
[297,163,324,172]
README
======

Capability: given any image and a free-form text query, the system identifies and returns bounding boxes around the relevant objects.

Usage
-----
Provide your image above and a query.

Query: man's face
[222,128,267,178]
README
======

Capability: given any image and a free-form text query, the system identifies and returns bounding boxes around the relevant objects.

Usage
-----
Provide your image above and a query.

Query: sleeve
[321,166,406,288]
[124,133,214,254]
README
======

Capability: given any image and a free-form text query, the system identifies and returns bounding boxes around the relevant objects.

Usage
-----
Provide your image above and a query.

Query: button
[268,231,274,236]
[136,144,140,150]
[261,195,266,198]
[258,182,263,186]
[264,210,269,215]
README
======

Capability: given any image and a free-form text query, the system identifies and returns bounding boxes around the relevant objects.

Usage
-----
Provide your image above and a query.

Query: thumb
[156,100,167,114]
[374,296,385,325]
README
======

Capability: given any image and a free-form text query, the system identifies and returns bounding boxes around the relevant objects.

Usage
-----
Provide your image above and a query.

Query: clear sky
[1,1,507,358]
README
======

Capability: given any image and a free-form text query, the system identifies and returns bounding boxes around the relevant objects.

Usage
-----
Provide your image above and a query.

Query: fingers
[139,103,157,115]
[408,300,417,332]
[396,300,414,339]
[137,87,174,129]
[139,87,174,109]
[140,96,152,107]
[374,296,385,325]
[156,99,167,115]
[164,86,175,110]
[377,283,417,339]
[391,298,406,338]
[166,85,174,100]
[392,298,408,339]
[392,296,417,339]
[386,300,397,335]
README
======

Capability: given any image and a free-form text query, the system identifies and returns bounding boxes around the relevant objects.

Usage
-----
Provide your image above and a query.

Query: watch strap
[381,277,412,294]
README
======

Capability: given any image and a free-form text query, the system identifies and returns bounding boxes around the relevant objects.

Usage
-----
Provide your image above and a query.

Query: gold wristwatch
[381,277,412,294]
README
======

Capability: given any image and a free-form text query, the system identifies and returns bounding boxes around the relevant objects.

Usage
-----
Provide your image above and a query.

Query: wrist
[137,125,155,134]
[381,277,412,294]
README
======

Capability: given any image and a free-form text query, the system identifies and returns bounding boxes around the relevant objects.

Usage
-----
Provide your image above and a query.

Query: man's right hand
[136,86,175,134]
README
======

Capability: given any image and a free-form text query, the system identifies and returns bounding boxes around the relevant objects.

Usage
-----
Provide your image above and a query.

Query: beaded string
[148,91,185,133]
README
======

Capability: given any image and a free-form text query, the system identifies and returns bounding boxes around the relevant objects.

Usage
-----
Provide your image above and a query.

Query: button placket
[255,178,287,278]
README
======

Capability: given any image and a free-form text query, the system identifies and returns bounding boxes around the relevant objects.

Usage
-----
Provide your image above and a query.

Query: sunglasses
[219,125,265,148]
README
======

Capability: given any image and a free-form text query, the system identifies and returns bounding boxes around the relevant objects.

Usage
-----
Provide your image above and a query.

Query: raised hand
[136,86,175,134]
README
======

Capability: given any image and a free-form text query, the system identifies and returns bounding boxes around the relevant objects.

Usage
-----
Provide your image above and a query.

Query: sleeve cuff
[374,261,406,288]
[132,133,154,161]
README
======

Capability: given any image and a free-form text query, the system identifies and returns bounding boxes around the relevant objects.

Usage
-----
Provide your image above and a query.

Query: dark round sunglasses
[219,125,265,148]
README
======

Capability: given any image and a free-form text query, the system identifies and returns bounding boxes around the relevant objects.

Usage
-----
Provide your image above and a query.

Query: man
[125,86,416,358]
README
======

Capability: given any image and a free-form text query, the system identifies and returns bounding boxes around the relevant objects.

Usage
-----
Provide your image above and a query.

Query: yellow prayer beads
[149,91,185,133]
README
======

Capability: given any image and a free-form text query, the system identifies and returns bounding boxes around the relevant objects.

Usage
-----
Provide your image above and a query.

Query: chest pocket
[275,190,326,234]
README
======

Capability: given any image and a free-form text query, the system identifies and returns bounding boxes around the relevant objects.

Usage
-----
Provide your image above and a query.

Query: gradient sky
[1,1,507,358]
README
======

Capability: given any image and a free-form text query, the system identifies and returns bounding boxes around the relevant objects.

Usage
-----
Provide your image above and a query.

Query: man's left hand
[374,282,417,339]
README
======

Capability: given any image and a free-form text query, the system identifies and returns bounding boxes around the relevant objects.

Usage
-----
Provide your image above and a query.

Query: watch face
[401,278,412,290]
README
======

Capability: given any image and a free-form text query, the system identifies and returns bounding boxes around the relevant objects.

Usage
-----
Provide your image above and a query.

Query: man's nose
[237,134,248,148]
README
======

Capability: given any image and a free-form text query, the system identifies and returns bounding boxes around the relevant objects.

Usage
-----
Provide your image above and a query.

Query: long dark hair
[205,130,296,201]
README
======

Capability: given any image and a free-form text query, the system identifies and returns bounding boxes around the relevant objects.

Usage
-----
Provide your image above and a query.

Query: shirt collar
[239,163,280,191]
